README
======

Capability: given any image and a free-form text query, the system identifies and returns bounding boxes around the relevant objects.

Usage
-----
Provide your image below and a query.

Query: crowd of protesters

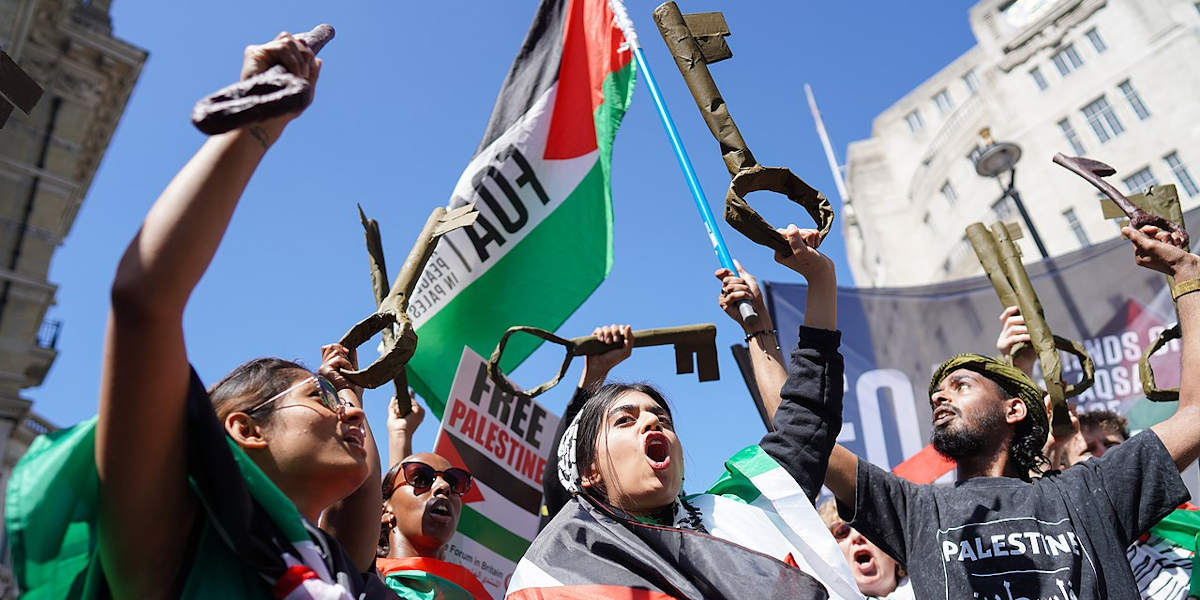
[6,29,1200,600]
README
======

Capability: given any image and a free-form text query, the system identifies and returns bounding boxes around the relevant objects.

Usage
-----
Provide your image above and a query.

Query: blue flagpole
[631,46,758,324]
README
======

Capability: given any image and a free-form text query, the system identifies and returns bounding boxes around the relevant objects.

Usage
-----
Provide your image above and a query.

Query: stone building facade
[0,1,144,593]
[844,0,1200,286]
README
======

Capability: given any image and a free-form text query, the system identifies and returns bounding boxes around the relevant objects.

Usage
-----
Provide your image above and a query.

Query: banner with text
[763,216,1195,475]
[433,347,560,598]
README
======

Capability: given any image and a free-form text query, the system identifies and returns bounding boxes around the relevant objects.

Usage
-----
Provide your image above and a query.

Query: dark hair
[982,375,1048,481]
[575,382,673,500]
[209,357,310,422]
[1078,409,1129,440]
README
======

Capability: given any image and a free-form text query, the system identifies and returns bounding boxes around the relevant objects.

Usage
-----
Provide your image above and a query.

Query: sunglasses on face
[385,461,472,497]
[246,375,348,417]
[830,522,852,541]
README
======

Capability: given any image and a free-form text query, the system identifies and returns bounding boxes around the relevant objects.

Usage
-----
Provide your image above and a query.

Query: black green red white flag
[406,0,637,417]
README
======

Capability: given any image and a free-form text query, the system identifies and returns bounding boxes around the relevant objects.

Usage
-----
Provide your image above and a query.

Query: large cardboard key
[965,221,1095,437]
[337,204,478,414]
[191,24,335,135]
[1093,184,1190,401]
[487,324,720,399]
[652,2,833,253]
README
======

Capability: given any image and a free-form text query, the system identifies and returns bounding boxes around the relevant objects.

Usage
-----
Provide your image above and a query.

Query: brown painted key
[192,24,334,135]
[965,221,1095,437]
[487,324,720,398]
[337,203,478,414]
[652,3,833,253]
[1053,153,1189,247]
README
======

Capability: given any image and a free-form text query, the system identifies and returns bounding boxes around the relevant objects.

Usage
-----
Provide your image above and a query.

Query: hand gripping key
[337,204,478,412]
[652,3,834,253]
[486,324,720,399]
[1053,153,1189,248]
[191,24,334,135]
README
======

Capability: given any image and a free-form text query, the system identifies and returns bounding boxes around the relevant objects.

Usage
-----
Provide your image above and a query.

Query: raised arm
[1127,225,1200,470]
[754,226,846,501]
[386,393,425,469]
[95,33,320,598]
[995,306,1036,377]
[318,344,382,573]
[716,262,787,421]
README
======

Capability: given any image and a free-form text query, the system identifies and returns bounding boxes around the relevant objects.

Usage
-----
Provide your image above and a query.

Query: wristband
[1172,278,1200,301]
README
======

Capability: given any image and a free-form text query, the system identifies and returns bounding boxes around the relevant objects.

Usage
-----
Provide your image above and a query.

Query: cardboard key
[487,324,720,399]
[965,222,1095,437]
[191,24,335,135]
[1053,153,1189,248]
[337,203,478,412]
[652,2,833,253]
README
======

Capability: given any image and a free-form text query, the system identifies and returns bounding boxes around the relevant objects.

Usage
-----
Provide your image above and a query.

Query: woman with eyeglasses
[506,229,863,600]
[5,32,400,599]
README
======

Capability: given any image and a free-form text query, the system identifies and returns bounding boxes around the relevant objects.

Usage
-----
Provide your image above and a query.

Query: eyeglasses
[830,522,852,541]
[246,375,348,417]
[383,461,472,497]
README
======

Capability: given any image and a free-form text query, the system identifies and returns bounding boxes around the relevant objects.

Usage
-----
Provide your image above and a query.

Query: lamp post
[973,128,1050,259]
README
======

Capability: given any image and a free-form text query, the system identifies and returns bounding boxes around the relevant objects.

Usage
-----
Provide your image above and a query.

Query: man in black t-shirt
[806,224,1200,599]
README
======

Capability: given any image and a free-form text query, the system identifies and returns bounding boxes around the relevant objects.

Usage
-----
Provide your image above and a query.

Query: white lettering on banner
[856,369,922,466]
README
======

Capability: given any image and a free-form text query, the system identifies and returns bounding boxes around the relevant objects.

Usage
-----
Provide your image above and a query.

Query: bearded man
[800,224,1200,599]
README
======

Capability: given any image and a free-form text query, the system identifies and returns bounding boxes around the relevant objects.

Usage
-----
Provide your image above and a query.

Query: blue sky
[32,1,975,488]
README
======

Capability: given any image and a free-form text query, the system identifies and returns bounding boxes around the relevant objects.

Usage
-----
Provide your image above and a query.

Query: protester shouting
[995,310,1195,600]
[507,226,862,600]
[798,223,1200,598]
[375,396,490,599]
[817,500,912,599]
[5,33,401,599]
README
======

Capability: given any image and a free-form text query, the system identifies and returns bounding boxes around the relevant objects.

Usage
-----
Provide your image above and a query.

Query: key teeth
[432,207,479,237]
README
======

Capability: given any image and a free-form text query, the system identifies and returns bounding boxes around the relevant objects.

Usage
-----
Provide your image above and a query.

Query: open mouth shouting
[644,431,672,471]
[342,427,366,456]
[425,497,456,525]
[852,549,878,576]
[932,406,957,429]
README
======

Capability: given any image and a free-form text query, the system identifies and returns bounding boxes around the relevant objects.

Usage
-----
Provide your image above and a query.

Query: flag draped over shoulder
[506,445,862,600]
[406,0,636,417]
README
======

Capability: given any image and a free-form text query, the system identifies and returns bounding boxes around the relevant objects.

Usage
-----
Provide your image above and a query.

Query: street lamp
[972,128,1050,259]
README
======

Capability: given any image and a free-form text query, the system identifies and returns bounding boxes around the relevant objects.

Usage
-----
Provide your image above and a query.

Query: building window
[1122,167,1159,194]
[1063,209,1090,247]
[1051,44,1084,76]
[963,69,980,94]
[1081,95,1124,143]
[1118,79,1150,120]
[992,197,1013,220]
[922,212,932,227]
[1057,118,1086,155]
[1085,28,1107,53]
[940,181,958,206]
[942,257,953,274]
[905,109,924,133]
[1030,67,1049,91]
[933,89,954,115]
[1165,152,1200,198]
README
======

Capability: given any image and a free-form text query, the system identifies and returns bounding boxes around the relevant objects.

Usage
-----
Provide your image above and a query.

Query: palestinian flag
[506,445,863,600]
[406,0,637,417]
[377,557,491,600]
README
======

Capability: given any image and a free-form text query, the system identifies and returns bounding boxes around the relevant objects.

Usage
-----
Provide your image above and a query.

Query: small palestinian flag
[406,0,637,417]
[377,557,491,600]
[506,445,863,600]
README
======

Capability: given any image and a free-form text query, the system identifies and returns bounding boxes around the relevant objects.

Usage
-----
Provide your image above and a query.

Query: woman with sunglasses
[6,32,400,599]
[507,228,862,600]
[376,452,490,600]
[818,500,912,599]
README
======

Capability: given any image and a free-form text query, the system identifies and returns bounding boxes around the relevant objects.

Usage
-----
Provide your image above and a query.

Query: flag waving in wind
[407,0,637,417]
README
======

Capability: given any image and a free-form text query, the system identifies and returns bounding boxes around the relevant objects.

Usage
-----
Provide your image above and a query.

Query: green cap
[929,353,1048,446]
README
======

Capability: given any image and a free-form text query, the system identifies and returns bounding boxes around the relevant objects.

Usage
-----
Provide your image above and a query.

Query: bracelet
[1172,278,1200,301]
[744,328,777,342]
